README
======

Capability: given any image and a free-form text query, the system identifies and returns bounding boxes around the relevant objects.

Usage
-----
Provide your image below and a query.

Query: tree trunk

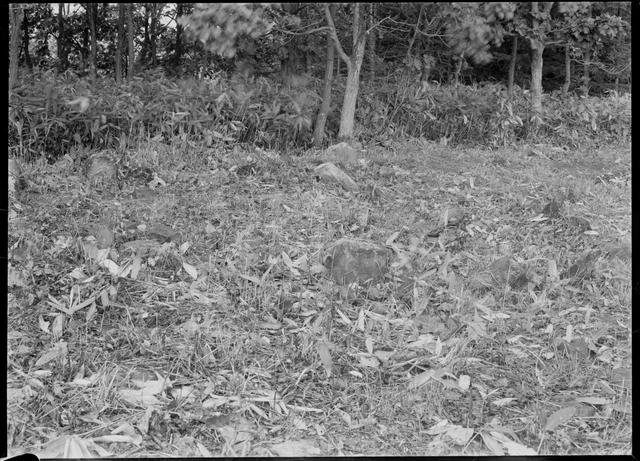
[127,3,134,80]
[57,3,69,73]
[325,3,368,141]
[313,12,335,147]
[580,3,592,96]
[529,39,544,118]
[366,3,376,80]
[22,7,32,71]
[507,35,517,97]
[406,4,423,60]
[139,5,150,66]
[453,56,463,87]
[562,43,570,97]
[175,3,184,67]
[115,4,125,83]
[88,3,97,81]
[9,4,23,94]
[81,25,88,73]
[581,46,591,96]
[149,3,158,66]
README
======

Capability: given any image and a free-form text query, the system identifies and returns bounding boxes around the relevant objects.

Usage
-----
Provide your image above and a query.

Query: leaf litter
[7,141,630,456]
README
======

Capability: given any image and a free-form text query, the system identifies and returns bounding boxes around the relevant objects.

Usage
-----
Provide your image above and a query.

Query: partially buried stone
[323,238,391,285]
[148,223,179,243]
[87,155,117,186]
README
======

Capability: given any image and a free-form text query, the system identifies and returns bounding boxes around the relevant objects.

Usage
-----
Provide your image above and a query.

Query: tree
[9,4,24,93]
[561,43,571,96]
[22,6,33,71]
[148,3,160,66]
[559,2,629,96]
[174,3,185,66]
[57,3,69,72]
[324,3,368,140]
[115,3,125,83]
[87,3,97,80]
[127,3,134,80]
[507,36,518,96]
[313,4,336,146]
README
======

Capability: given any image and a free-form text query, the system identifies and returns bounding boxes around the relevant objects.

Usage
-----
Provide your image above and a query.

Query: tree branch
[353,3,360,47]
[324,3,351,67]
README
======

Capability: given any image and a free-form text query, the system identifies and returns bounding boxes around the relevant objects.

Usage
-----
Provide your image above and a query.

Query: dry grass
[7,139,631,456]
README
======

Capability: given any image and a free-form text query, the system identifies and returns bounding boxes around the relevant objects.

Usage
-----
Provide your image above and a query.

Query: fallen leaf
[316,342,333,377]
[544,406,576,432]
[182,262,198,279]
[270,439,322,456]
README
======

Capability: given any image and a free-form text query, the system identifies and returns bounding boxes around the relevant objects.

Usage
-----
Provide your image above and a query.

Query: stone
[87,155,117,186]
[314,162,359,192]
[321,141,360,166]
[439,207,466,227]
[470,256,534,291]
[323,238,391,285]
[148,223,179,243]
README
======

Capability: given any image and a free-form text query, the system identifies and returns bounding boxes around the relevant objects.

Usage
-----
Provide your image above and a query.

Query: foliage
[179,3,274,58]
[351,74,629,149]
[8,69,321,160]
[8,64,630,162]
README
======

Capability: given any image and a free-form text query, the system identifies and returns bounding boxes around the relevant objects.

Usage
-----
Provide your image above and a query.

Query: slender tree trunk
[175,3,184,68]
[325,3,368,141]
[88,3,97,81]
[580,3,592,96]
[127,3,134,80]
[313,12,335,147]
[57,3,69,73]
[529,39,545,118]
[149,3,158,66]
[139,5,150,66]
[22,7,32,71]
[366,3,376,80]
[507,36,518,97]
[81,26,88,73]
[562,43,571,97]
[581,46,591,96]
[115,3,125,83]
[9,4,24,94]
[453,56,463,87]
[406,4,424,60]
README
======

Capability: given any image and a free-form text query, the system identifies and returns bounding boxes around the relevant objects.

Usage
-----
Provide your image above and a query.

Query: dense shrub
[8,69,630,161]
[355,76,630,148]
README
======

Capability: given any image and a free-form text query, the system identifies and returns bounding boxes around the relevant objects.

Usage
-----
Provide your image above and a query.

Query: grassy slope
[7,139,631,456]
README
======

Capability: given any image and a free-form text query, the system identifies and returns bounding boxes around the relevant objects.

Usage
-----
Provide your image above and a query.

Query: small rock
[566,216,591,232]
[471,256,533,291]
[133,187,156,199]
[323,238,391,285]
[87,155,117,188]
[314,162,359,192]
[562,251,600,280]
[122,239,162,257]
[542,198,562,218]
[148,223,179,243]
[92,224,114,249]
[439,207,466,227]
[322,142,360,166]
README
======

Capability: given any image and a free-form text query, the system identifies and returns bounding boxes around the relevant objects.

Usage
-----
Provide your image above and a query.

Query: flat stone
[321,142,360,166]
[323,238,391,285]
[314,162,359,192]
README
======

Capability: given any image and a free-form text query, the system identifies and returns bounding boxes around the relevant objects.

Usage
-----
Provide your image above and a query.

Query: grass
[7,138,631,456]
